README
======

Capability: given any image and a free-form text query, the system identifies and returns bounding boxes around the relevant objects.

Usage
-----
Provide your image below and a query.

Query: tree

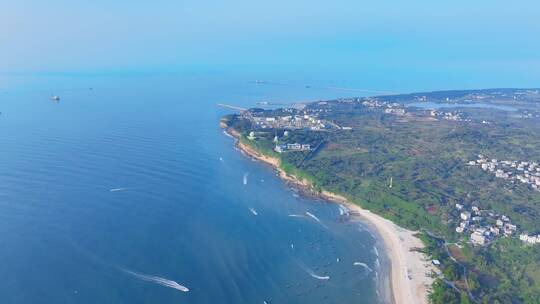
[460,291,472,304]
[443,264,459,281]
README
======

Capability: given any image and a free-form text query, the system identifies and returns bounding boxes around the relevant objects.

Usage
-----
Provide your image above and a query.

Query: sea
[0,73,389,304]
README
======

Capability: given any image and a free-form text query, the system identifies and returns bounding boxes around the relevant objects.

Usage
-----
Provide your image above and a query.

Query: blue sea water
[0,74,388,304]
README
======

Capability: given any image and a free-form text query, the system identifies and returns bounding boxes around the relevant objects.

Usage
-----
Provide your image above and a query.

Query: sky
[1,0,539,90]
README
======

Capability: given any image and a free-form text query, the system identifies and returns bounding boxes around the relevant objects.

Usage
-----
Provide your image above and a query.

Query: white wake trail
[122,269,189,292]
[304,267,330,280]
[297,261,330,280]
[109,188,129,192]
[353,262,373,272]
[305,211,321,222]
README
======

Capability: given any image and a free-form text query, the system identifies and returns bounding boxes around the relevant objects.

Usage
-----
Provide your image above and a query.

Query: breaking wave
[223,130,233,138]
[338,205,349,216]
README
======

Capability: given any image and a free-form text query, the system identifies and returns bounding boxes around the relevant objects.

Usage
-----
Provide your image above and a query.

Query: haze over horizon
[2,0,540,91]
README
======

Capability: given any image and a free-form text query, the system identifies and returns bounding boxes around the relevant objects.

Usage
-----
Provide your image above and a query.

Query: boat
[50,95,60,101]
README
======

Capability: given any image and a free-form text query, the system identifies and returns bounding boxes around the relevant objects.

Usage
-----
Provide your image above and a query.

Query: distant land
[221,88,540,304]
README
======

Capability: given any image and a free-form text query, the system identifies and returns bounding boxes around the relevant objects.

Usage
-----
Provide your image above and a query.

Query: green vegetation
[223,89,540,303]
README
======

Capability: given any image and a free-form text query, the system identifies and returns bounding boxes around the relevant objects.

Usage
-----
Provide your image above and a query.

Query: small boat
[50,95,60,101]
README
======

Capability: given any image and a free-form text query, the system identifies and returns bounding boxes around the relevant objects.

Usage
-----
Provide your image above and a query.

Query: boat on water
[50,95,60,101]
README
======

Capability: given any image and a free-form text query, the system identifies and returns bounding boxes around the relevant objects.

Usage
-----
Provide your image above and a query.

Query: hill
[222,88,540,303]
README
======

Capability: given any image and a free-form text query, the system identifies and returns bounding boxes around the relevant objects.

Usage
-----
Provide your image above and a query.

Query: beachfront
[343,201,436,304]
[228,129,436,304]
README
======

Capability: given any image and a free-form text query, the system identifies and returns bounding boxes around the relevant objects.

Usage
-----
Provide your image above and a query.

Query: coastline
[224,126,435,304]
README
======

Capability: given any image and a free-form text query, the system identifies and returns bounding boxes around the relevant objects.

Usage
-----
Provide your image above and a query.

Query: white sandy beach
[231,131,436,304]
[329,192,436,304]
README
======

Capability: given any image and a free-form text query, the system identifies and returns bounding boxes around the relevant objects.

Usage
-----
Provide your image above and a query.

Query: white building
[287,143,301,150]
[503,223,517,235]
[471,232,486,246]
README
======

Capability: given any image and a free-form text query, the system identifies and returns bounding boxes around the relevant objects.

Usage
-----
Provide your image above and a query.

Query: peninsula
[221,88,540,304]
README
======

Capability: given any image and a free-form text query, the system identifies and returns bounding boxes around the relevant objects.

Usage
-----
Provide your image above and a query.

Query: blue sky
[2,0,539,89]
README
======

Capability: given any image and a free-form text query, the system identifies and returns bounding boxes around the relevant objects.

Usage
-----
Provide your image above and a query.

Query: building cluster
[361,98,407,116]
[519,233,540,245]
[274,143,311,153]
[519,110,540,119]
[384,108,406,115]
[244,111,329,131]
[454,203,517,246]
[246,130,311,153]
[468,155,540,191]
[428,110,464,121]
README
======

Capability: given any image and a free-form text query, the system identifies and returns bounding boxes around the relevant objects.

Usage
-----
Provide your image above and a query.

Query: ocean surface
[0,74,388,304]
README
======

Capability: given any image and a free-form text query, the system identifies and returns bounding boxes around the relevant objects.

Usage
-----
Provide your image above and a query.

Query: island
[221,88,540,304]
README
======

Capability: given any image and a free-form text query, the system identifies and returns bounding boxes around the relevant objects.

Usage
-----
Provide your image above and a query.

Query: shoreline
[224,127,435,304]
